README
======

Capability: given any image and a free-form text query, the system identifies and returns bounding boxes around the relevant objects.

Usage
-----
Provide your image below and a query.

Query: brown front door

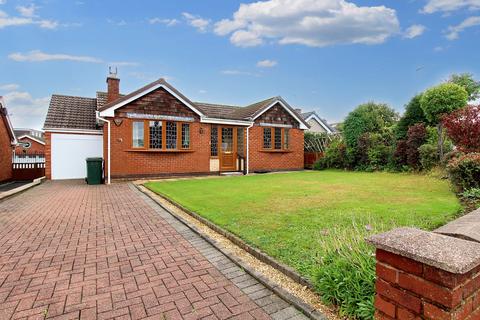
[220,127,237,171]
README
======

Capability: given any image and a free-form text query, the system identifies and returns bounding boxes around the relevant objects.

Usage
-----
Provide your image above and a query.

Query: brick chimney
[106,67,120,103]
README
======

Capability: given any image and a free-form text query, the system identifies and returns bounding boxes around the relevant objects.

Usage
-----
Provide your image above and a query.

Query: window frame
[262,127,290,151]
[131,119,192,151]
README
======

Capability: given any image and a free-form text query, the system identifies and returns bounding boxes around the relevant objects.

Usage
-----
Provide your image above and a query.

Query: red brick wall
[14,137,45,154]
[248,126,304,172]
[0,117,12,182]
[45,132,52,179]
[374,249,480,319]
[105,118,211,179]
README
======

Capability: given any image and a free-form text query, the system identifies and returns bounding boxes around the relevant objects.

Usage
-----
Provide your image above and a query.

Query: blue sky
[1,0,479,129]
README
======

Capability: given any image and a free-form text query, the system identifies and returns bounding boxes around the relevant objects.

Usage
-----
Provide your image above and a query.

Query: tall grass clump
[314,222,383,320]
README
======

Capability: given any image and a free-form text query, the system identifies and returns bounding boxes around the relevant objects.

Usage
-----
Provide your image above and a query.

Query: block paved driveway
[0,181,308,320]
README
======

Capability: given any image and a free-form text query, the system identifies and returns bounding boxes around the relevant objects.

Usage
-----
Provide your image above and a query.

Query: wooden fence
[12,153,45,180]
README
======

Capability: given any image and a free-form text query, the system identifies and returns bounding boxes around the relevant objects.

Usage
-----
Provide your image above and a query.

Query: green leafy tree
[395,94,428,140]
[420,83,468,159]
[448,73,480,101]
[343,102,398,150]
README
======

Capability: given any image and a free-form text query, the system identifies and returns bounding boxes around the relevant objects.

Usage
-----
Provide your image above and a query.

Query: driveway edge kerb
[0,177,45,201]
[135,183,328,320]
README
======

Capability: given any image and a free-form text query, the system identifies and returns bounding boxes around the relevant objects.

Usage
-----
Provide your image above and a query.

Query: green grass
[145,170,461,318]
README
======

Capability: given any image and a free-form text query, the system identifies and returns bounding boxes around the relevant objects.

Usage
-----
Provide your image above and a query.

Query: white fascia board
[252,100,309,130]
[305,114,333,134]
[99,84,205,118]
[17,135,46,145]
[201,117,253,126]
[44,128,104,135]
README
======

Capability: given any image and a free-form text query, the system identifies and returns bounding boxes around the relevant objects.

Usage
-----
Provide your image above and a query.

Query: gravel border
[135,183,337,320]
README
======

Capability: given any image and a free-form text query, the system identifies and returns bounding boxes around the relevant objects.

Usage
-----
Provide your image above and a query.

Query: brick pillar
[368,227,480,320]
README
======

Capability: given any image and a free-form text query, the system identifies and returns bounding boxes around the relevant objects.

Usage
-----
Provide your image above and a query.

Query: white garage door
[51,133,103,180]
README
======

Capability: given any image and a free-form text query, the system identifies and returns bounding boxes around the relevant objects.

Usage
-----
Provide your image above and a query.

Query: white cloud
[0,83,19,91]
[198,89,207,94]
[221,69,260,77]
[9,50,103,63]
[214,0,400,48]
[16,4,37,18]
[0,0,6,5]
[404,24,426,38]
[257,59,278,68]
[149,17,179,26]
[445,16,480,39]
[422,0,480,14]
[182,12,210,32]
[3,91,50,129]
[0,9,57,29]
[107,19,127,26]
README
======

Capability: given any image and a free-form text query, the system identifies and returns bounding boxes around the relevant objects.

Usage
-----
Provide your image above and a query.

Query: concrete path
[0,181,308,320]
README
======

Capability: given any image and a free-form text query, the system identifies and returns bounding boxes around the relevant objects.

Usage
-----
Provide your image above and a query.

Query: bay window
[132,120,191,151]
[263,127,289,151]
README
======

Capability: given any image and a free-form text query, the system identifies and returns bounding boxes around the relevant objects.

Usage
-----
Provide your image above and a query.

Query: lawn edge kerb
[135,183,329,320]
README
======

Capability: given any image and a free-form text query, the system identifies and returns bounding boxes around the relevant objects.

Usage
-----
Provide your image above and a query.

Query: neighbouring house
[43,72,309,181]
[0,97,18,182]
[14,129,45,155]
[301,111,336,134]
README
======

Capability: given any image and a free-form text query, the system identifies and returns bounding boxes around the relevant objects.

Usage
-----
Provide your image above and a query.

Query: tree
[420,83,468,159]
[343,102,398,150]
[395,94,428,140]
[448,73,480,101]
[443,106,480,153]
[406,123,427,169]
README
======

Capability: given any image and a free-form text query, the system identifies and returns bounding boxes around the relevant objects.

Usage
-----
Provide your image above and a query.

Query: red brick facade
[0,116,13,182]
[102,89,304,179]
[14,136,45,155]
[44,132,52,179]
[374,249,480,319]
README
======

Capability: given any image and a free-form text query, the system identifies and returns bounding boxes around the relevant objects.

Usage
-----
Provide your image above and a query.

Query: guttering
[201,117,253,126]
[245,123,254,175]
[43,128,103,134]
[95,112,111,185]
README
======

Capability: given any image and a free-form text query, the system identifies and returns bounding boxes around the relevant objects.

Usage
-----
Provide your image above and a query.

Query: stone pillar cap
[435,209,480,243]
[368,227,480,274]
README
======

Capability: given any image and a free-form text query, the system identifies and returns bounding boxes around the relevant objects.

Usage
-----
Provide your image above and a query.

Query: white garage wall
[51,133,103,180]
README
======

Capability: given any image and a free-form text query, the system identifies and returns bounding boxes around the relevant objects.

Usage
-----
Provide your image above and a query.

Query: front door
[220,127,237,171]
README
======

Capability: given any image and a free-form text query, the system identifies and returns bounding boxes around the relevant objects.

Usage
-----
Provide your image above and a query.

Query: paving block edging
[135,184,328,320]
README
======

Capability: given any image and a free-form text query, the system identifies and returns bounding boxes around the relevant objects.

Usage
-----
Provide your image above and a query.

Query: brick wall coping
[435,208,480,243]
[367,227,480,274]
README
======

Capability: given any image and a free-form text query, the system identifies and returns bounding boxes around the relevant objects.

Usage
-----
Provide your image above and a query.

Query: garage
[51,133,103,180]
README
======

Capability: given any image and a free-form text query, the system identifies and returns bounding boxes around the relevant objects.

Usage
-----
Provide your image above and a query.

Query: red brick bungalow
[43,74,308,182]
[0,97,18,182]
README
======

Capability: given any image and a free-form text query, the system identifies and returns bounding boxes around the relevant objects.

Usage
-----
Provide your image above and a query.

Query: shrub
[394,140,408,167]
[395,94,427,140]
[343,102,398,151]
[461,188,480,200]
[406,123,427,169]
[314,224,376,320]
[419,144,439,171]
[314,139,347,170]
[443,106,480,153]
[367,134,395,171]
[447,153,480,190]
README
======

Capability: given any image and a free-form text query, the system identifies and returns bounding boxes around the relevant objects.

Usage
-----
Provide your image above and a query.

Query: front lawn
[145,171,461,318]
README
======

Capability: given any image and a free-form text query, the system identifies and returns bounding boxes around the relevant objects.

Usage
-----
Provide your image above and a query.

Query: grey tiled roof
[14,129,45,142]
[44,79,310,130]
[44,95,99,130]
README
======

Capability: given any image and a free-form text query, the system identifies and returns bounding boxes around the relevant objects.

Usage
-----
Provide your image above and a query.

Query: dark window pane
[211,126,218,156]
[149,121,162,149]
[283,129,289,149]
[166,122,177,149]
[263,128,271,149]
[274,128,282,150]
[237,128,244,157]
[182,123,190,149]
